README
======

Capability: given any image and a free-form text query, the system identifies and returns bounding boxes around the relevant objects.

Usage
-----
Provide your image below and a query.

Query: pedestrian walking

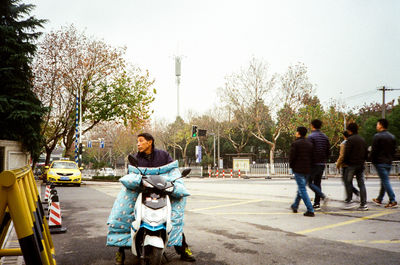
[336,131,359,200]
[343,123,368,210]
[290,127,315,217]
[307,119,330,210]
[371,119,398,208]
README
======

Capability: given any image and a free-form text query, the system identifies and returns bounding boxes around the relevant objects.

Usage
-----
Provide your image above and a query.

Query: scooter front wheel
[145,246,163,265]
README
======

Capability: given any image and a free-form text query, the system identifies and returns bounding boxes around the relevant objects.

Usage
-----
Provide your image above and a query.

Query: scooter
[128,155,191,265]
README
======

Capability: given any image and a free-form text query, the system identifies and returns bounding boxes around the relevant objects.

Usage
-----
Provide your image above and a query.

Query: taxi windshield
[51,162,78,169]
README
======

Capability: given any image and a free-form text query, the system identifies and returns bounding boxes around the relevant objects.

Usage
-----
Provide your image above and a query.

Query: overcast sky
[28,0,400,122]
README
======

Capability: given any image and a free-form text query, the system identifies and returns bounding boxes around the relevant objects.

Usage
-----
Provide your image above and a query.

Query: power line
[342,89,377,101]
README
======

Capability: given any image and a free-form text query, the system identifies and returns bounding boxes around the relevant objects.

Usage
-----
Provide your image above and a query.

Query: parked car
[46,160,82,186]
[98,167,115,177]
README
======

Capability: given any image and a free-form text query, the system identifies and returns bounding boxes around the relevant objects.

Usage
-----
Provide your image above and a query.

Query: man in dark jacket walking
[343,123,368,210]
[290,127,315,217]
[307,119,330,210]
[371,119,398,208]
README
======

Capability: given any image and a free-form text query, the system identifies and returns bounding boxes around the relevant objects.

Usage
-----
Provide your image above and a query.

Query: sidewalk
[0,222,24,265]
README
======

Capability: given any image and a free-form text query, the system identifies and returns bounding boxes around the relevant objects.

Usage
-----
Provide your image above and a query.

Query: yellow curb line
[296,210,396,235]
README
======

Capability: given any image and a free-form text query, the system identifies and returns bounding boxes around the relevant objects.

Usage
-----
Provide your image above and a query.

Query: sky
[28,0,400,122]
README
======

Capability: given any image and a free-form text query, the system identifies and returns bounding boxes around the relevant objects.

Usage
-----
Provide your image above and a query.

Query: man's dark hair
[342,131,350,138]
[346,123,358,134]
[297,126,307,137]
[377,118,389,129]
[311,119,322,130]
[137,132,155,149]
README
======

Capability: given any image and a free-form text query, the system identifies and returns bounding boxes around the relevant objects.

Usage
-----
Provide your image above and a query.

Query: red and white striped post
[44,183,51,203]
[230,169,233,178]
[208,169,211,178]
[238,169,241,178]
[48,195,67,233]
[222,169,225,178]
[216,169,219,178]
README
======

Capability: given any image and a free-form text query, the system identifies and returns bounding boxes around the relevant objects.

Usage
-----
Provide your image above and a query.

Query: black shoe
[181,247,196,262]
[303,211,315,217]
[290,205,298,213]
[313,204,321,211]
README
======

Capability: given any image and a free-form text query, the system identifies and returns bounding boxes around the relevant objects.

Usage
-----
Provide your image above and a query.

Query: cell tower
[174,55,182,118]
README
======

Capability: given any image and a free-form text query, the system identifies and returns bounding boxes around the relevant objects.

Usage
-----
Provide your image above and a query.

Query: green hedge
[91,176,122,181]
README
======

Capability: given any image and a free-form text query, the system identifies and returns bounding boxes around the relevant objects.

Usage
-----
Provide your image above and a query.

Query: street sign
[100,140,105,148]
[87,140,92,148]
[195,145,202,163]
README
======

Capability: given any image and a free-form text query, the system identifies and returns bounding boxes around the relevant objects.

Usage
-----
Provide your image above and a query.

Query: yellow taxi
[45,160,82,186]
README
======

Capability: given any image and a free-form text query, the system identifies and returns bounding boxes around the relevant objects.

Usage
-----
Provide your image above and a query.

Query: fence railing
[82,167,203,179]
[204,161,400,179]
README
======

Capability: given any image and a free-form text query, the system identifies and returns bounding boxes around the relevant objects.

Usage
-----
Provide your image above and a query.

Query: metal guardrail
[83,167,204,178]
[0,165,57,264]
[205,161,400,179]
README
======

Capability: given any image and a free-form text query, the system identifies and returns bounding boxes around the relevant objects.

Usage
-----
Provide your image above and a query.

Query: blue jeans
[292,172,314,213]
[375,164,396,203]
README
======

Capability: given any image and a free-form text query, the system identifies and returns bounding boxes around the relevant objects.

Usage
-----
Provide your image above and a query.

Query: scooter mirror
[128,154,138,167]
[181,168,191,177]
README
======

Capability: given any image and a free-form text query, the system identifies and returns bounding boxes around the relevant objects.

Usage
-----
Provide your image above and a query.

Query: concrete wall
[0,140,30,172]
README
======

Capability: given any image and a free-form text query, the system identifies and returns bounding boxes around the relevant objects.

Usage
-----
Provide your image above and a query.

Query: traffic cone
[238,169,241,178]
[208,169,211,178]
[216,169,219,178]
[230,169,233,178]
[222,170,225,178]
[46,188,57,214]
[43,182,52,204]
[48,195,67,234]
[44,183,56,211]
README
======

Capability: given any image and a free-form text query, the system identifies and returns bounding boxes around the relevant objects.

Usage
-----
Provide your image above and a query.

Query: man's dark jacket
[308,130,330,164]
[289,137,313,174]
[134,148,173,167]
[370,130,396,165]
[343,134,368,166]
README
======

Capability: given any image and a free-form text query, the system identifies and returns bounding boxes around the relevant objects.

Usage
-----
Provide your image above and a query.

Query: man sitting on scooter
[112,132,196,265]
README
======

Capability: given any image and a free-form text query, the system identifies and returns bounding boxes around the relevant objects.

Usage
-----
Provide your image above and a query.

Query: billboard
[233,158,250,171]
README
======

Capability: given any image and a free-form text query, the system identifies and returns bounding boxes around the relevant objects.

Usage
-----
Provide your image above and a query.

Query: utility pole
[174,56,182,118]
[378,86,400,118]
[380,86,386,118]
[217,126,220,169]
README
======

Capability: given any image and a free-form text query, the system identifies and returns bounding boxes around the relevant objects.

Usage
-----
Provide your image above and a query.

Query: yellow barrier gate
[0,165,56,265]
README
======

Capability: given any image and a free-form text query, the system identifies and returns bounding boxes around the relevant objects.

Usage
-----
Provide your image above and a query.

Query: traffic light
[191,125,198,137]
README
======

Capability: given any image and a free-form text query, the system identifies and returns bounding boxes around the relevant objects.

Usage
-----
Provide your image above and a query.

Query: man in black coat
[289,127,315,217]
[371,119,398,208]
[343,123,368,210]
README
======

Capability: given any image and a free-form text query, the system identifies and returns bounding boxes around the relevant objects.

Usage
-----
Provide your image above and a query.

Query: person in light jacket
[336,131,359,199]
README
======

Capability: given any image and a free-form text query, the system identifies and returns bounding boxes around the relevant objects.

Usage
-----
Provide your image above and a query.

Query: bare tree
[220,58,313,168]
[251,62,313,166]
